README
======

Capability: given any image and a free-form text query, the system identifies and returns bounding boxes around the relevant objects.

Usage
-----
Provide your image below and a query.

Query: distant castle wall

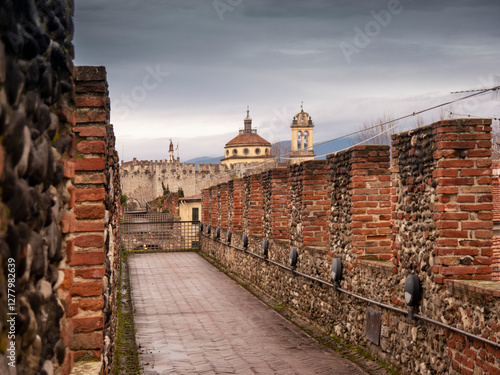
[119,158,279,206]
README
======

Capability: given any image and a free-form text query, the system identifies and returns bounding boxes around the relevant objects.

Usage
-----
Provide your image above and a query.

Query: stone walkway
[129,252,368,375]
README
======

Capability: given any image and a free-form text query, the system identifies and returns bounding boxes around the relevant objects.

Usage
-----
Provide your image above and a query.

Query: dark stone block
[53,163,63,186]
[27,135,49,186]
[26,89,38,116]
[0,103,6,134]
[54,134,70,155]
[4,222,19,262]
[26,59,41,90]
[27,187,45,231]
[50,42,66,70]
[44,135,55,191]
[58,68,72,93]
[4,23,23,55]
[35,102,51,133]
[6,179,30,224]
[55,339,66,364]
[5,56,25,106]
[29,231,45,280]
[20,27,39,60]
[39,67,53,102]
[27,291,42,314]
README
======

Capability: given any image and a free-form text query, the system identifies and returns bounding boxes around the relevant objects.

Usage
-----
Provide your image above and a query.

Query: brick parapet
[210,186,218,227]
[263,168,289,240]
[327,145,391,269]
[201,189,210,224]
[220,183,229,228]
[231,178,245,232]
[432,119,493,282]
[301,160,329,249]
[249,174,263,236]
[200,118,499,375]
[69,67,120,370]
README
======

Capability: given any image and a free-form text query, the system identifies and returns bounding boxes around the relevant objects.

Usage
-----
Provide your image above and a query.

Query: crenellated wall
[119,157,280,207]
[201,118,500,375]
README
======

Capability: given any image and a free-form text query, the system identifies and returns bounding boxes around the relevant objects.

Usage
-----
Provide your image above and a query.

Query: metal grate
[121,212,200,251]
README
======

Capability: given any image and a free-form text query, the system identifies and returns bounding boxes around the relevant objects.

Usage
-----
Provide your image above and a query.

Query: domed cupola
[221,107,273,167]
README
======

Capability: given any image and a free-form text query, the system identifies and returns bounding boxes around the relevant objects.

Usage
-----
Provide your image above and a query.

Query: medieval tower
[290,104,315,164]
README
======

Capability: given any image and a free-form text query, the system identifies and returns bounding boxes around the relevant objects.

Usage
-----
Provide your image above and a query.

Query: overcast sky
[73,0,500,162]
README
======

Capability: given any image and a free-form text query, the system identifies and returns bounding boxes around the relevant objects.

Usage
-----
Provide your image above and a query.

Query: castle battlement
[120,158,277,205]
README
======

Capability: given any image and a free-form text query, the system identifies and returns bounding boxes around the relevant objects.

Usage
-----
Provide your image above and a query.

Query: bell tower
[168,139,175,163]
[291,103,315,164]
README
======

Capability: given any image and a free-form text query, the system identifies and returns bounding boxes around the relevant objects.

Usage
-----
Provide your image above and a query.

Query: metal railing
[121,213,200,251]
[202,233,500,351]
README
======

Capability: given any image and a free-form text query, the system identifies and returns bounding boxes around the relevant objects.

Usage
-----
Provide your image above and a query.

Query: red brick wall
[301,160,329,249]
[211,186,218,227]
[349,146,392,260]
[492,158,500,282]
[201,189,210,224]
[249,174,263,236]
[220,183,229,228]
[433,119,493,282]
[232,178,245,232]
[70,67,109,359]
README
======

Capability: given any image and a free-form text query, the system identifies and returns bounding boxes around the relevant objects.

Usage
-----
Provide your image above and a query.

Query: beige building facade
[179,195,202,222]
[221,109,272,167]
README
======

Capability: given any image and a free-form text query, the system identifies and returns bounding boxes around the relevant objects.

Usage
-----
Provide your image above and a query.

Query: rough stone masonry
[0,2,121,374]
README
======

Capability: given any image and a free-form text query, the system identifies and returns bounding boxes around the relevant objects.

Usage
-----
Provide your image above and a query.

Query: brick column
[249,174,263,237]
[491,158,500,282]
[433,119,493,282]
[211,186,218,227]
[70,67,108,359]
[302,160,329,249]
[270,169,289,240]
[220,183,229,229]
[201,189,210,224]
[232,178,245,232]
[350,146,392,259]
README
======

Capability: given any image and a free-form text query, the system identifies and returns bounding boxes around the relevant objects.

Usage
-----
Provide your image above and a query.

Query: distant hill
[185,155,223,166]
[185,136,357,166]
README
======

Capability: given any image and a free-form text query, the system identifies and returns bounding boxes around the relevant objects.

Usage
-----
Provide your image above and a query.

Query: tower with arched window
[290,104,315,164]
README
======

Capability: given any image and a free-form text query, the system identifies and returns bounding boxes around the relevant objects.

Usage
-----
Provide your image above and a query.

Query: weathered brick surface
[69,66,121,370]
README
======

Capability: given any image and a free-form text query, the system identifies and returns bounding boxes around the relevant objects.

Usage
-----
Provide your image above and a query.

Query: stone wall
[0,0,76,373]
[0,4,122,372]
[200,119,500,375]
[119,157,280,207]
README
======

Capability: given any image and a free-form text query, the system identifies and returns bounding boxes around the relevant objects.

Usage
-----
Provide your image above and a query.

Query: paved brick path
[129,253,367,375]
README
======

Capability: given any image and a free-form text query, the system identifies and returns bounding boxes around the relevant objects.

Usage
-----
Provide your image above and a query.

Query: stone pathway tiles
[129,252,368,375]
